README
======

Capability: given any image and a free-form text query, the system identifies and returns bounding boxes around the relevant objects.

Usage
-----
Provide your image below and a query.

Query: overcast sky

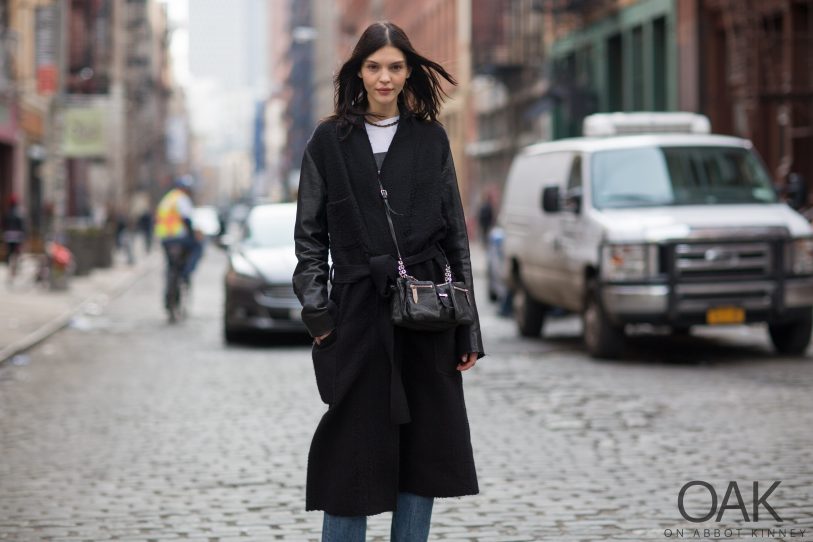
[161,0,268,160]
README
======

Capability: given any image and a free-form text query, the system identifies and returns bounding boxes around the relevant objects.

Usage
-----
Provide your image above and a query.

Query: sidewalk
[0,240,162,364]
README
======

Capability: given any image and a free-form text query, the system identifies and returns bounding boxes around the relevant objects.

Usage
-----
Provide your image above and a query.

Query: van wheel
[514,283,546,337]
[583,282,625,359]
[768,310,813,355]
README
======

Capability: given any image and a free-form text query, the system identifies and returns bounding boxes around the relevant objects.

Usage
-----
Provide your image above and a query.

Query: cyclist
[154,176,203,307]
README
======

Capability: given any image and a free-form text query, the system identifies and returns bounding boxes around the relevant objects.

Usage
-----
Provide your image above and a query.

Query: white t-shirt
[364,115,399,171]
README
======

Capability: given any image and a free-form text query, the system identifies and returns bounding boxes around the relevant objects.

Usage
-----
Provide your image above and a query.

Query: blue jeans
[322,492,434,542]
[162,237,203,281]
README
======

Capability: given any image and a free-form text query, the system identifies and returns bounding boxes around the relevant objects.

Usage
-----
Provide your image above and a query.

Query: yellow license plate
[706,306,745,325]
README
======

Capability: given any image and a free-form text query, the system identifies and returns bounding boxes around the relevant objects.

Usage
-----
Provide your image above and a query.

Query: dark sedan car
[223,203,307,342]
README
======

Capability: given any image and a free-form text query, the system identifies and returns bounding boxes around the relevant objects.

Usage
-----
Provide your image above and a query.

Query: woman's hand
[314,330,333,346]
[457,352,478,371]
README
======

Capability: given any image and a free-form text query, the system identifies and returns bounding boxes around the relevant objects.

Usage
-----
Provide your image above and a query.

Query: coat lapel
[339,116,417,254]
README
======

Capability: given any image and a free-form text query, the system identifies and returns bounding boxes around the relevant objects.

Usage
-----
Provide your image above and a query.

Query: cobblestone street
[1,248,811,541]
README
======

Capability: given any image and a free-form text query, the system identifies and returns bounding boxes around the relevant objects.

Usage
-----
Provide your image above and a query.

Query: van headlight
[789,238,813,275]
[600,243,658,281]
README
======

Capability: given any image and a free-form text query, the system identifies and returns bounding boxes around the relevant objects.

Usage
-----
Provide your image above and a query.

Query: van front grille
[674,242,772,280]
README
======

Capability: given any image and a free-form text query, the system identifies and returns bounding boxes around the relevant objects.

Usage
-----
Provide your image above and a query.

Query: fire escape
[707,0,813,183]
[469,0,546,189]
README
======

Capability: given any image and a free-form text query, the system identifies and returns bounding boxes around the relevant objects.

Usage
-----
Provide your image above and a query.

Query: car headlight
[789,238,813,275]
[226,253,262,286]
[600,243,658,281]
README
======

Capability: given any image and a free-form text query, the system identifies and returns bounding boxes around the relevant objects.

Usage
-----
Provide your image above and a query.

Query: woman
[293,21,484,541]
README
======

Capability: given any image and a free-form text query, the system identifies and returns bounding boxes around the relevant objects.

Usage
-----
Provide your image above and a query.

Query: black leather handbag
[377,176,475,331]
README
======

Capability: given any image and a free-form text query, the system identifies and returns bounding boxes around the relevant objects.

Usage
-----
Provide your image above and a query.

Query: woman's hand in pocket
[457,352,478,371]
[314,329,334,347]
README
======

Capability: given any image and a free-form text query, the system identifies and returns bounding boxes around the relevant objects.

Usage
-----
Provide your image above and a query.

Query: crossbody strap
[377,171,453,282]
[376,172,409,278]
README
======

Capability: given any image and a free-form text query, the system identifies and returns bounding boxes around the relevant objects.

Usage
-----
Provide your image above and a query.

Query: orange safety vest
[154,189,189,240]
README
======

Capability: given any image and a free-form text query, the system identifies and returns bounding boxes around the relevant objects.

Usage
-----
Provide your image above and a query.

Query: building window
[607,33,623,111]
[67,0,113,94]
[631,25,644,110]
[652,17,667,111]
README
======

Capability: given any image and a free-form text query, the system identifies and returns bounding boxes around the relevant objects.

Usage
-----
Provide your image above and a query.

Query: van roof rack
[582,112,711,137]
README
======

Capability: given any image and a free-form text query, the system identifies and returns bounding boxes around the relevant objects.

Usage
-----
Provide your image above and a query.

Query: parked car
[501,112,813,358]
[192,205,223,239]
[219,202,252,249]
[223,203,306,342]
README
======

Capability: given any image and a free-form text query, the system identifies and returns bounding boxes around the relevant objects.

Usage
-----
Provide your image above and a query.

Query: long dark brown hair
[330,21,457,128]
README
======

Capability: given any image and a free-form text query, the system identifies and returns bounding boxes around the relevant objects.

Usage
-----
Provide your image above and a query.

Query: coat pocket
[432,328,460,376]
[312,330,339,404]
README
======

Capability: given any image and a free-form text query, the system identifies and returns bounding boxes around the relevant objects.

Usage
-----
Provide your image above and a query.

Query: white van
[500,113,813,358]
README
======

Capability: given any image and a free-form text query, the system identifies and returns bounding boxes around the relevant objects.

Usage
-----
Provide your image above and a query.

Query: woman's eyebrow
[365,60,405,66]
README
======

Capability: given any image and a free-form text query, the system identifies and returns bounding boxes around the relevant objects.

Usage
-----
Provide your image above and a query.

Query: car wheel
[224,314,244,344]
[583,282,625,359]
[768,309,813,356]
[514,282,546,337]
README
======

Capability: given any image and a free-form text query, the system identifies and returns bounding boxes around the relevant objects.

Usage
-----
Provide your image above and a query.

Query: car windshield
[242,207,295,248]
[591,146,777,209]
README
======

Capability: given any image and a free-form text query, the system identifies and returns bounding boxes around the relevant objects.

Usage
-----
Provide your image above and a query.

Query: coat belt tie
[330,244,444,425]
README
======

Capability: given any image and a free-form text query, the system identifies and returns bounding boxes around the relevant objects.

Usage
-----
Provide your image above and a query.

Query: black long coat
[292,113,485,517]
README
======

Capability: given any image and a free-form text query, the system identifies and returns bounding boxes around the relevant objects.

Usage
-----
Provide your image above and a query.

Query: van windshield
[591,146,777,209]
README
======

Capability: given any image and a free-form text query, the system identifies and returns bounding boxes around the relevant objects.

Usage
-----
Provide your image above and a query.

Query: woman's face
[359,45,411,114]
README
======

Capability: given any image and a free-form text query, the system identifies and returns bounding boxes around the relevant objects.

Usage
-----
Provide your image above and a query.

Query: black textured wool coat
[292,113,485,517]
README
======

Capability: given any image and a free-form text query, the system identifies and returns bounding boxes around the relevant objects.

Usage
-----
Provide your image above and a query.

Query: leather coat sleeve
[292,148,336,337]
[440,151,486,359]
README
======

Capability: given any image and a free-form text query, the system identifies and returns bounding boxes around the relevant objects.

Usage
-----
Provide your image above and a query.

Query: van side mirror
[542,185,561,213]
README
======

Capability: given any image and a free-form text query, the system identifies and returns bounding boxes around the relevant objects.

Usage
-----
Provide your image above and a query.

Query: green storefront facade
[549,0,678,139]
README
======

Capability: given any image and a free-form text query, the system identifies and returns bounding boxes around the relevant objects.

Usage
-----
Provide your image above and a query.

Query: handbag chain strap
[377,171,453,282]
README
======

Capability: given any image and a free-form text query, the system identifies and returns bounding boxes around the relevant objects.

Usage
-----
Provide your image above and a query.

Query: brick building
[678,0,813,192]
[544,0,813,192]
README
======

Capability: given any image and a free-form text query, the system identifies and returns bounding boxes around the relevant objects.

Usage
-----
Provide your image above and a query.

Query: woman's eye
[367,65,378,72]
[392,65,402,71]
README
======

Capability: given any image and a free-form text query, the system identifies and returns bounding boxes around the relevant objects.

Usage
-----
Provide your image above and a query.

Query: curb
[0,255,161,366]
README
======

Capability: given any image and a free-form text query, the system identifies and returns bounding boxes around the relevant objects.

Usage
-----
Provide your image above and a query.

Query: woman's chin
[370,96,396,110]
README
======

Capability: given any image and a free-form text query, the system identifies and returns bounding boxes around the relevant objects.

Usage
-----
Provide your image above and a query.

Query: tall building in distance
[188,0,267,91]
[187,0,268,202]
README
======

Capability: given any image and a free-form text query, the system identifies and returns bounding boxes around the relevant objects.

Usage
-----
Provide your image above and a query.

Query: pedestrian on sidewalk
[293,21,484,542]
[2,194,26,285]
[477,192,495,245]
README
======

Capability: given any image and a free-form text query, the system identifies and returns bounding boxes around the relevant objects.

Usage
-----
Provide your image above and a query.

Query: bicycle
[165,244,190,323]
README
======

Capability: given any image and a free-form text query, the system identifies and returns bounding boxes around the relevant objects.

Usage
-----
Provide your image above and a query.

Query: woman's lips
[377,89,393,95]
